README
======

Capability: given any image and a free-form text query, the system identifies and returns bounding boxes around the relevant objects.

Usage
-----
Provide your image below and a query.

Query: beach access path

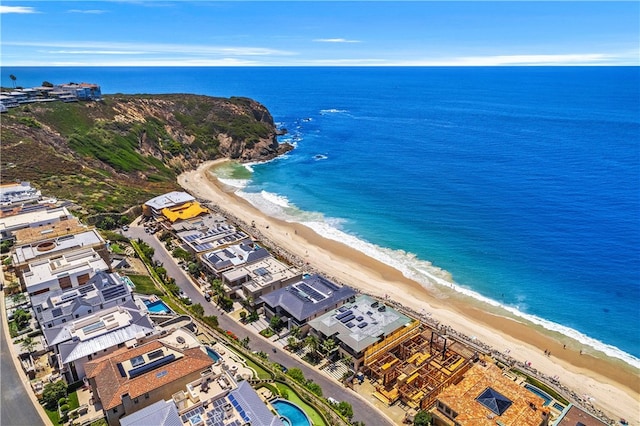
[178,159,640,426]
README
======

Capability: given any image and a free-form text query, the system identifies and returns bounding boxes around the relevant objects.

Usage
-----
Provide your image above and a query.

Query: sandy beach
[178,159,639,424]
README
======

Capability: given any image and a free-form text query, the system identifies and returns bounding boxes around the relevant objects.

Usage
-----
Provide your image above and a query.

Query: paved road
[0,315,46,426]
[124,224,393,426]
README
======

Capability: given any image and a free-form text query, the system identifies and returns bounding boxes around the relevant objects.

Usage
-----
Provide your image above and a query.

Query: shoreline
[178,159,639,424]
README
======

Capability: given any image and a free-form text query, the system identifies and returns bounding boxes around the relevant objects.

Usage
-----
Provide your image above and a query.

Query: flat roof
[13,228,104,264]
[228,256,300,289]
[308,294,412,353]
[0,206,71,232]
[23,248,109,288]
[12,217,87,245]
[145,191,194,211]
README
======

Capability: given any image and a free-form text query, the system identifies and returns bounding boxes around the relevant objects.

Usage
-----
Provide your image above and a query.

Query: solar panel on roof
[340,314,355,323]
[147,349,164,360]
[51,307,63,317]
[298,283,325,301]
[255,267,269,276]
[102,284,128,301]
[128,354,176,379]
[78,285,94,295]
[116,362,126,377]
[357,322,368,328]
[346,322,355,328]
[336,310,352,320]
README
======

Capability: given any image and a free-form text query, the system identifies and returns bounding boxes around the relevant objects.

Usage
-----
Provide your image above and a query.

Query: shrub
[42,380,67,410]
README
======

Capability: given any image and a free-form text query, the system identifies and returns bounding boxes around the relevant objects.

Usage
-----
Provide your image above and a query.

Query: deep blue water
[3,67,639,365]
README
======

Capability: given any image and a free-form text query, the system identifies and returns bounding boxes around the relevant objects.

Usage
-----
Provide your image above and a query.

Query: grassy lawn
[109,243,125,254]
[44,391,80,425]
[228,348,272,380]
[128,274,163,296]
[275,382,328,426]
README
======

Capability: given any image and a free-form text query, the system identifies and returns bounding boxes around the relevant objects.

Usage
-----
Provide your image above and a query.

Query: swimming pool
[144,299,172,314]
[272,400,311,426]
[524,383,552,406]
[205,346,221,362]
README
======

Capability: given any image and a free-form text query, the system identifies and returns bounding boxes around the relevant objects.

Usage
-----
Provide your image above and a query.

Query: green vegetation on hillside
[0,93,276,216]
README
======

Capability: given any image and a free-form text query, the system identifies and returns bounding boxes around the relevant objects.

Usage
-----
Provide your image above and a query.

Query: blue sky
[1,1,638,66]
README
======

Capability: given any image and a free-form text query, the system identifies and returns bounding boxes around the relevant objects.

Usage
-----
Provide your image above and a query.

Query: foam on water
[232,183,640,369]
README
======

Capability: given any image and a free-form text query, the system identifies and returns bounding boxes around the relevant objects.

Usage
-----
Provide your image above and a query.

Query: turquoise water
[144,299,172,314]
[524,383,552,406]
[206,347,221,362]
[272,400,311,426]
[4,66,638,367]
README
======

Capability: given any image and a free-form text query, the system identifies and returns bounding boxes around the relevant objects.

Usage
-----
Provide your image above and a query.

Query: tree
[42,380,67,410]
[290,325,301,339]
[305,381,323,397]
[42,81,54,87]
[9,74,16,88]
[0,239,14,254]
[336,401,353,420]
[241,336,250,348]
[239,311,247,322]
[304,335,319,354]
[13,308,30,330]
[269,315,283,332]
[247,310,259,323]
[286,368,305,383]
[414,410,432,426]
[190,303,204,317]
[11,292,26,305]
[321,337,337,355]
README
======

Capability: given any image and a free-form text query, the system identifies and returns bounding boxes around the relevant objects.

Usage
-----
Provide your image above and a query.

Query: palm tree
[290,325,301,339]
[9,74,17,88]
[21,336,36,366]
[321,338,337,356]
[304,335,319,354]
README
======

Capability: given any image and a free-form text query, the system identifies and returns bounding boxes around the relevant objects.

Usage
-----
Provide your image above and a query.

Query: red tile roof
[85,340,212,410]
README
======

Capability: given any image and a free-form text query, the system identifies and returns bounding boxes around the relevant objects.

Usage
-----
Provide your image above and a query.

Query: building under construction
[363,325,476,411]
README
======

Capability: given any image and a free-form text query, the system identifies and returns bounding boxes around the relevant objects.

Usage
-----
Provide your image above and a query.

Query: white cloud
[45,50,145,55]
[0,6,37,14]
[4,41,296,57]
[440,53,620,66]
[67,9,107,14]
[313,38,360,43]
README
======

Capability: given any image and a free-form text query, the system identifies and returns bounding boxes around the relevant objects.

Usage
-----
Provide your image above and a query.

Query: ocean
[4,66,639,367]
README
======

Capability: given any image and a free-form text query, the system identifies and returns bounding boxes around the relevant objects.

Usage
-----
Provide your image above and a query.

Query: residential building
[174,214,250,255]
[12,217,86,246]
[201,242,270,277]
[12,228,108,277]
[85,339,214,426]
[308,294,415,370]
[0,206,73,241]
[552,405,608,426]
[143,191,195,219]
[21,247,110,296]
[43,300,157,383]
[119,400,182,426]
[429,363,550,426]
[260,274,356,332]
[0,181,41,205]
[31,271,133,329]
[224,256,302,302]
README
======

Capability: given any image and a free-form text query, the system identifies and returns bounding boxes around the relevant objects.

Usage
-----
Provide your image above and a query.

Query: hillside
[0,94,291,217]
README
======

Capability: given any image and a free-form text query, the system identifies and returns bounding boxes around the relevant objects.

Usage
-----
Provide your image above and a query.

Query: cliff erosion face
[0,94,292,214]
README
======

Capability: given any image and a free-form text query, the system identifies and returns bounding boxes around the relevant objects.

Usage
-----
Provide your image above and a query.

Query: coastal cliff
[0,94,292,215]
